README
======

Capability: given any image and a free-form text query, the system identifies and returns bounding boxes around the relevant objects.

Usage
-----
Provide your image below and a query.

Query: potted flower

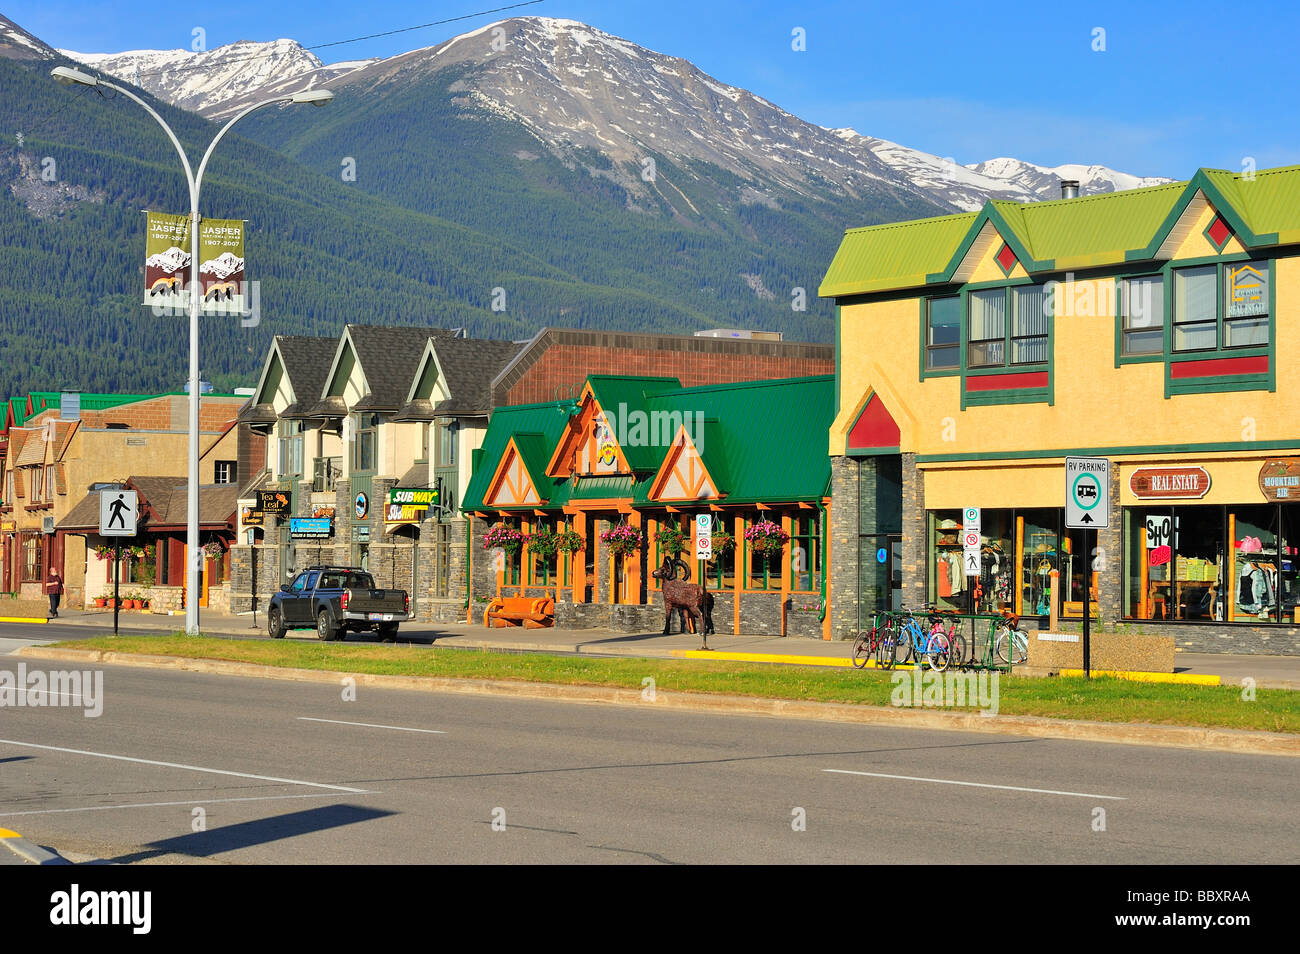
[93,596,106,608]
[600,524,643,558]
[483,524,525,555]
[745,520,789,563]
[202,540,225,559]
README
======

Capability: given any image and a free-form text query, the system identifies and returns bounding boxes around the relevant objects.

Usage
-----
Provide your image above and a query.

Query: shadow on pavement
[103,804,396,864]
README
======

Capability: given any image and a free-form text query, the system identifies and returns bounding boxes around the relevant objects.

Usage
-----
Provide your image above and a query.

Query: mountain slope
[57,39,375,118]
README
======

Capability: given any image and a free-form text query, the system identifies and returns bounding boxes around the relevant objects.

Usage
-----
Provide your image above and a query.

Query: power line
[122,0,547,80]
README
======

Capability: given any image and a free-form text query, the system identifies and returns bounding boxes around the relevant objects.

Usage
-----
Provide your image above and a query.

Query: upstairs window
[1173,266,1218,352]
[214,461,236,485]
[1172,262,1270,353]
[354,413,379,473]
[924,296,960,370]
[1121,275,1165,356]
[967,285,1051,369]
[278,420,304,478]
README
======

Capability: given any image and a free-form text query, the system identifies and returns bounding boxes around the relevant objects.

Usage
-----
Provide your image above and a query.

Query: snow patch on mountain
[57,39,375,118]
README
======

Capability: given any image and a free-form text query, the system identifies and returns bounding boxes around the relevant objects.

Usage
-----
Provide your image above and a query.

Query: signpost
[99,489,138,636]
[963,507,980,616]
[695,514,713,564]
[1066,457,1110,678]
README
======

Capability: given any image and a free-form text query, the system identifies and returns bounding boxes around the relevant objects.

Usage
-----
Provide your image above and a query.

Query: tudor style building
[821,164,1300,654]
[461,374,835,637]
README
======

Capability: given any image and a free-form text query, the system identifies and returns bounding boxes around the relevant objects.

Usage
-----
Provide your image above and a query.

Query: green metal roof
[820,164,1300,298]
[6,390,156,428]
[461,401,570,513]
[462,375,835,512]
[820,211,977,297]
[586,375,682,471]
[632,376,834,505]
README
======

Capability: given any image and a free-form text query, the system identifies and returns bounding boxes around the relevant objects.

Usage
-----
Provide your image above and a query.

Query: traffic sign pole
[1082,529,1090,680]
[113,541,120,636]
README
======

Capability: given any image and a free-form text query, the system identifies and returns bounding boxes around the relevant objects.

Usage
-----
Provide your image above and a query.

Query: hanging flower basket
[600,524,643,558]
[710,530,736,555]
[555,529,585,554]
[526,527,561,560]
[653,525,689,558]
[202,540,225,559]
[745,520,789,560]
[484,524,525,555]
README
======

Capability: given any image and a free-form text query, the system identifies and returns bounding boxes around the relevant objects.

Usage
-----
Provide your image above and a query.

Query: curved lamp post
[52,65,333,634]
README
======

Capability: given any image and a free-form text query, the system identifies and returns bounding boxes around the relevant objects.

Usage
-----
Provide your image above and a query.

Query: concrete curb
[18,646,1300,758]
[0,616,47,625]
[0,828,70,865]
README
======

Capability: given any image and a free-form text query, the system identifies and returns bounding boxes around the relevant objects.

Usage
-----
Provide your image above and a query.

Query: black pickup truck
[267,566,410,641]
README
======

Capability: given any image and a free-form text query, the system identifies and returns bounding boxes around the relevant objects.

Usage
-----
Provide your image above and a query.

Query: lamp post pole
[51,67,332,634]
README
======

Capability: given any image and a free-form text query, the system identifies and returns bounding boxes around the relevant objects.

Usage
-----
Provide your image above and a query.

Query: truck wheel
[267,608,286,639]
[378,623,398,640]
[316,608,338,642]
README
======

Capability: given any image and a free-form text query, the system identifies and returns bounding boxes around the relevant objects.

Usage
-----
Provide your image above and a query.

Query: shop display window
[1018,509,1059,617]
[928,509,1013,615]
[1127,506,1225,621]
[1228,506,1281,622]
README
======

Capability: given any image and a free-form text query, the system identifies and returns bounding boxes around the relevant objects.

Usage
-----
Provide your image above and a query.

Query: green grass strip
[58,634,1299,734]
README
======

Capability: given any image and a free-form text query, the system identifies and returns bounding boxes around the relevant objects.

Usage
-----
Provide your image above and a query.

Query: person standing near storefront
[45,568,63,619]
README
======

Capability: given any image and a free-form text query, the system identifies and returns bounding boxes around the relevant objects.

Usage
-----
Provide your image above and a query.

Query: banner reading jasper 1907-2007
[143,211,246,313]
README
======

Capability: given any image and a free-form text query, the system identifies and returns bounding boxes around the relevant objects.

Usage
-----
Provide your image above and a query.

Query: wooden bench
[484,596,555,629]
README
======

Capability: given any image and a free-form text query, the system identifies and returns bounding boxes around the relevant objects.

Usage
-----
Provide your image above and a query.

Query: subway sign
[385,486,440,525]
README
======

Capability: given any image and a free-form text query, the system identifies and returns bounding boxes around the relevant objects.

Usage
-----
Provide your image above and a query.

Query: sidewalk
[42,607,1300,689]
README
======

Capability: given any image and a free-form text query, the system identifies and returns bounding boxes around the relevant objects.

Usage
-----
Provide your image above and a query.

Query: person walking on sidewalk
[45,568,64,618]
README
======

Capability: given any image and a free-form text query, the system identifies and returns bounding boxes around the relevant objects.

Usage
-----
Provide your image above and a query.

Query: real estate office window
[1172,262,1270,352]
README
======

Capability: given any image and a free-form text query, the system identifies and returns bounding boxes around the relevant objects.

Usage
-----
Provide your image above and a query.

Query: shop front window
[1229,505,1282,622]
[790,514,820,593]
[1126,506,1226,621]
[703,514,734,590]
[528,517,559,587]
[743,513,783,590]
[21,532,42,583]
[930,508,1047,617]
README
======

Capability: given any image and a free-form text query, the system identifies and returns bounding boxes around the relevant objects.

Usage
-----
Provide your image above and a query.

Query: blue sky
[10,0,1299,178]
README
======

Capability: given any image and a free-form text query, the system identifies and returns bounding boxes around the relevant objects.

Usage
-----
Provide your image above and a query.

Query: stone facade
[828,456,859,641]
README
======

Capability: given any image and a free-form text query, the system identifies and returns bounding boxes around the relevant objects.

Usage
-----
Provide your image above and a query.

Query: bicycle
[852,613,893,669]
[926,607,966,670]
[993,611,1029,666]
[883,608,954,672]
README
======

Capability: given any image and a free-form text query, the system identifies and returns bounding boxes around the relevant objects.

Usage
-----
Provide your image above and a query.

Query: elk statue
[652,557,715,650]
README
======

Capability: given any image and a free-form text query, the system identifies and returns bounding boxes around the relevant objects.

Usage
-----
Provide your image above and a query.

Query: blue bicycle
[878,608,954,672]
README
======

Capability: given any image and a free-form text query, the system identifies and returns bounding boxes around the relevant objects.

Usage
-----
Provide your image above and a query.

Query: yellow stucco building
[820,165,1300,654]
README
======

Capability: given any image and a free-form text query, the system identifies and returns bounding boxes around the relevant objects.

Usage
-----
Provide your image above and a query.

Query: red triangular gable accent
[848,394,900,452]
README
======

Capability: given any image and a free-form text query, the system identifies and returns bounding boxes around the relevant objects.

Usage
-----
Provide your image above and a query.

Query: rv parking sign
[1066,457,1109,529]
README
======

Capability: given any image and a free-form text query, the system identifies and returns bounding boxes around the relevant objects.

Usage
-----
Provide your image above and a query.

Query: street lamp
[52,65,333,635]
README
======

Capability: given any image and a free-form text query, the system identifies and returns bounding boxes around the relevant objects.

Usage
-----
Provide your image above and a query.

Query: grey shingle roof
[430,337,525,414]
[346,325,457,411]
[58,477,237,531]
[275,335,340,417]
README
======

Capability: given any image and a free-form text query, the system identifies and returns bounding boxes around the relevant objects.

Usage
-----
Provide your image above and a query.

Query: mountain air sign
[385,487,439,526]
[143,212,246,313]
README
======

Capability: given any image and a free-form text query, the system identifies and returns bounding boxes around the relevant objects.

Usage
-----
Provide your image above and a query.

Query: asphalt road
[0,654,1296,865]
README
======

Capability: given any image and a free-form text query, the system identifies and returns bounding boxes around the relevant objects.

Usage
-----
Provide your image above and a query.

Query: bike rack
[869,611,1015,674]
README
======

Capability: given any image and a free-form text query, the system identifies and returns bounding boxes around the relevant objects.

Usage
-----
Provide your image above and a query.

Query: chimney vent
[1060,180,1080,199]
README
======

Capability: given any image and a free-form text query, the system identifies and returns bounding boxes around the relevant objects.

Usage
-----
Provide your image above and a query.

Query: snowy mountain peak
[56,38,372,118]
[0,13,57,60]
[966,157,1172,199]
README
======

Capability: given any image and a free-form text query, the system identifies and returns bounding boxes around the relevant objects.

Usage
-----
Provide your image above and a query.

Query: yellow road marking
[1057,669,1221,686]
[0,617,47,624]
